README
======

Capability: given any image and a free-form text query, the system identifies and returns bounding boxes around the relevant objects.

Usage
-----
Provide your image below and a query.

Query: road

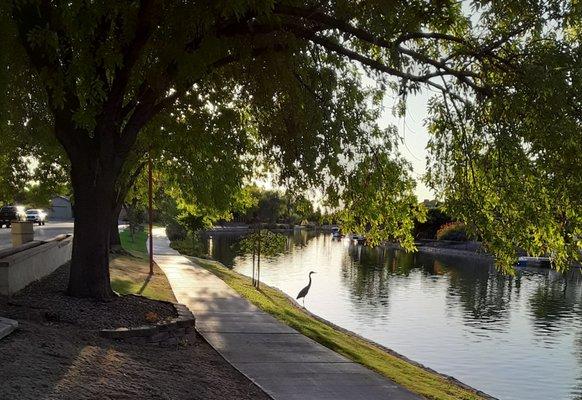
[0,220,74,250]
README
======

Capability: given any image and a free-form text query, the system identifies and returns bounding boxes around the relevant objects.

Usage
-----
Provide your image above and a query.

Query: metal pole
[256,228,261,289]
[148,156,154,275]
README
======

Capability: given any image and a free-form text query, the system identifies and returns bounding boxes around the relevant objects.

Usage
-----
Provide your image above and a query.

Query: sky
[378,92,434,201]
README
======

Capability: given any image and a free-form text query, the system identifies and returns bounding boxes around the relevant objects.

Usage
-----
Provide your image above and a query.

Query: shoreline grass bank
[182,253,490,400]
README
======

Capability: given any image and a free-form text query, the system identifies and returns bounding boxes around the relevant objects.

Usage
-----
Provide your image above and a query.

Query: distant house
[49,196,73,220]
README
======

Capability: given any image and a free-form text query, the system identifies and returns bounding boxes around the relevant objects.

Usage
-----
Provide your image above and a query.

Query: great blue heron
[296,271,316,307]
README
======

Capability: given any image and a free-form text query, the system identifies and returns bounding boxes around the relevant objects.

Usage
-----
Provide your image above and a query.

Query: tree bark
[110,202,123,247]
[110,161,147,248]
[67,155,118,299]
[251,248,256,286]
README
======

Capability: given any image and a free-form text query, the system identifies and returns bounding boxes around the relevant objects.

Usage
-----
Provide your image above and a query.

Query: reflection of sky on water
[204,231,582,400]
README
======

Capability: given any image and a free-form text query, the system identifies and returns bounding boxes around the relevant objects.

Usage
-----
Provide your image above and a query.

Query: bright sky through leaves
[379,92,432,201]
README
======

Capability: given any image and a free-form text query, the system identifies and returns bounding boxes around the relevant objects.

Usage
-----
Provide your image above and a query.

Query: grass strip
[108,228,176,303]
[191,256,486,400]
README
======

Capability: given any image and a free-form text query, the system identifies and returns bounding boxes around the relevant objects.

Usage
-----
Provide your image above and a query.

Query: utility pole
[256,228,261,289]
[148,156,154,275]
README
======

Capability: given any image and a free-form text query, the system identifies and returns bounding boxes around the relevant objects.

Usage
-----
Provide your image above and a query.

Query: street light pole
[148,156,154,275]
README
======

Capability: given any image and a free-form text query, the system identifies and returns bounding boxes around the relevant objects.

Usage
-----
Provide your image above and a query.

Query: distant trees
[436,222,468,242]
[414,207,452,240]
[125,198,145,244]
[232,187,320,226]
[253,190,287,224]
[0,152,69,208]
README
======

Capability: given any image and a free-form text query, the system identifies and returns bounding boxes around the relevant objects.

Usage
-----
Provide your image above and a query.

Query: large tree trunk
[67,158,118,299]
[50,50,155,298]
[110,203,123,247]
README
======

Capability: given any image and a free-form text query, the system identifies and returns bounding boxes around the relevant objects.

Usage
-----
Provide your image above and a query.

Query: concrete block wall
[0,235,73,296]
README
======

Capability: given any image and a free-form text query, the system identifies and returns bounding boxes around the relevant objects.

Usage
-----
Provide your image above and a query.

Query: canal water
[203,230,582,400]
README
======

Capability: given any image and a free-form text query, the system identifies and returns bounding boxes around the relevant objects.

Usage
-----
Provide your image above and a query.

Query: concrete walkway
[152,228,420,400]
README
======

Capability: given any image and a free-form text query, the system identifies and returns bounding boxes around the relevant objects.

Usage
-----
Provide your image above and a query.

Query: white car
[25,209,47,225]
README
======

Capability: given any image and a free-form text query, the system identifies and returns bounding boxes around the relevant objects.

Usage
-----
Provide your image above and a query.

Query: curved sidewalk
[151,228,420,400]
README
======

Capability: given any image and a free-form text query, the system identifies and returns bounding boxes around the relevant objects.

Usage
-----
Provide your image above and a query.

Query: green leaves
[426,26,582,271]
[333,144,426,251]
[238,229,287,257]
[3,0,579,274]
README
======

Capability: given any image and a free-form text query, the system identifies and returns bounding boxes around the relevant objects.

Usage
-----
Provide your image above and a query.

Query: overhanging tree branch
[273,5,504,95]
[102,0,156,124]
[151,42,292,115]
[294,30,471,103]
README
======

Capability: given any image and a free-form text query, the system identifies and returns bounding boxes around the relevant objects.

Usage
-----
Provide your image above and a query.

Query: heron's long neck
[307,274,312,288]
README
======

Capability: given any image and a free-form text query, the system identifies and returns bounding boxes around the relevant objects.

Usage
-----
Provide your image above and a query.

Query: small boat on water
[331,226,342,238]
[516,256,552,268]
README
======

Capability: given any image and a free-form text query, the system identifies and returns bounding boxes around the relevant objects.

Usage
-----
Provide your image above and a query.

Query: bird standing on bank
[296,271,316,307]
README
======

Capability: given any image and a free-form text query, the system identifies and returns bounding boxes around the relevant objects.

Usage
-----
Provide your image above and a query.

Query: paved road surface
[152,227,420,400]
[0,221,74,250]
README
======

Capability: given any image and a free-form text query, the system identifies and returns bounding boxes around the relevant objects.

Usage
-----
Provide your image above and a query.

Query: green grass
[119,228,148,255]
[190,256,485,400]
[109,227,176,303]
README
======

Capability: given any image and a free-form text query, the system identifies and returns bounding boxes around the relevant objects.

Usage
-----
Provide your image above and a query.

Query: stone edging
[100,303,196,347]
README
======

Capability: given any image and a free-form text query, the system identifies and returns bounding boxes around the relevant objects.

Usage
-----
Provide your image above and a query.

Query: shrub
[436,222,468,241]
[166,221,187,241]
[414,208,452,239]
[126,205,145,238]
[170,234,208,258]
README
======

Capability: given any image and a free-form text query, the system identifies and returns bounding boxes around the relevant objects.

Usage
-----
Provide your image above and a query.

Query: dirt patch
[0,265,270,400]
[0,322,270,399]
[1,264,176,329]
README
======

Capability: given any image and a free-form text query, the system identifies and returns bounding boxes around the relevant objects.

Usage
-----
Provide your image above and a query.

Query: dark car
[0,205,25,228]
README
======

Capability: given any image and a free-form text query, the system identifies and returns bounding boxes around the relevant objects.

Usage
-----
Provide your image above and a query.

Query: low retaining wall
[0,235,73,296]
[417,245,493,262]
[100,303,197,347]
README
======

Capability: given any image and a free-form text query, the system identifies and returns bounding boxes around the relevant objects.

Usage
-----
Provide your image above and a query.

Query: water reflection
[204,231,582,400]
[528,271,582,338]
[445,261,514,330]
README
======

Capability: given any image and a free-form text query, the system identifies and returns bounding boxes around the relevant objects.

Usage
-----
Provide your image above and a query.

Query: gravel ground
[0,265,271,400]
[1,264,176,329]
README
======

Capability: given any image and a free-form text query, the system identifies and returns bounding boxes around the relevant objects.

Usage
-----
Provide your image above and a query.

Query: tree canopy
[426,2,582,270]
[0,0,580,296]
